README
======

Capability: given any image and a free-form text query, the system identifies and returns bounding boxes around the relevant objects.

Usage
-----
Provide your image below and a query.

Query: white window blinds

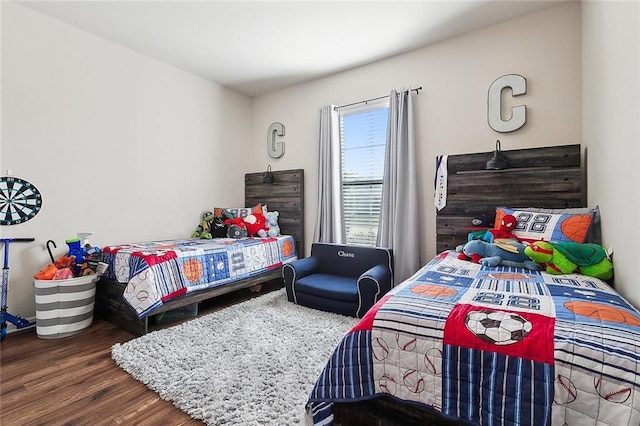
[339,100,389,246]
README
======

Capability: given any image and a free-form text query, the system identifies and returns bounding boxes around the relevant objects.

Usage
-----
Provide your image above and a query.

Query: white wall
[4,0,638,321]
[250,2,582,264]
[582,0,640,307]
[1,3,252,319]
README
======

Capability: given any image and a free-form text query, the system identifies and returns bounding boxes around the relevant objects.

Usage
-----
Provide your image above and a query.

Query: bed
[94,168,304,335]
[305,145,640,425]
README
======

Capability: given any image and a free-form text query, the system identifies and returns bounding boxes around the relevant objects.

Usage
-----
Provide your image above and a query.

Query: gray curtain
[377,89,420,283]
[313,105,345,243]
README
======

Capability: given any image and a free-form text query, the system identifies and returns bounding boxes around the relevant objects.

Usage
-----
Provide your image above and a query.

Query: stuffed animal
[265,211,281,237]
[192,211,214,239]
[225,217,248,238]
[192,211,231,239]
[467,214,518,243]
[243,213,268,237]
[524,241,613,280]
[460,239,541,270]
[487,214,518,242]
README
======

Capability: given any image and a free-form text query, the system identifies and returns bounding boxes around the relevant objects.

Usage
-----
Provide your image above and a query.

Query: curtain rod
[334,86,422,110]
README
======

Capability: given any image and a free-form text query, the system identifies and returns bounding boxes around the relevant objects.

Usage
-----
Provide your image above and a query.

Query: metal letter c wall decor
[267,122,285,158]
[488,74,527,133]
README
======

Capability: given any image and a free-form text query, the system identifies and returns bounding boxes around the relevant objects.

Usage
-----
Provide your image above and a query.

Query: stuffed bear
[524,241,613,280]
[460,239,541,270]
[225,217,248,239]
[243,213,268,237]
[265,211,281,237]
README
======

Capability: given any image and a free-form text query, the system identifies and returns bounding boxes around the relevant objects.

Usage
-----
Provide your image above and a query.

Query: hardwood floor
[0,281,284,426]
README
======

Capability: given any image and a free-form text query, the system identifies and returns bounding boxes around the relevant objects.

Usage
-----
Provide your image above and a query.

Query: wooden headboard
[245,168,305,257]
[436,144,585,253]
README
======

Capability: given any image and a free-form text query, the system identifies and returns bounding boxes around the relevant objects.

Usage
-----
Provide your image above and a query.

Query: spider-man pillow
[494,206,597,243]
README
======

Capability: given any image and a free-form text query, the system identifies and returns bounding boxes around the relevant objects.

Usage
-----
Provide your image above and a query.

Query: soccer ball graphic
[465,310,532,345]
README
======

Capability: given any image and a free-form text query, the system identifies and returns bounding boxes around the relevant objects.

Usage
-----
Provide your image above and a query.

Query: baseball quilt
[101,236,297,318]
[307,250,640,425]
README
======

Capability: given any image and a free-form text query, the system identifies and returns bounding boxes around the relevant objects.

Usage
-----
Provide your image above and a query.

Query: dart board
[0,176,43,225]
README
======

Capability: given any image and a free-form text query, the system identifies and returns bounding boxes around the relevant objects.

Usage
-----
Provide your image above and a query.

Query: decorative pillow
[494,206,597,243]
[214,203,263,219]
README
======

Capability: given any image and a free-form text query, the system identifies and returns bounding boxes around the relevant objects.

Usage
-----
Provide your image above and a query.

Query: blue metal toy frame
[1,238,36,341]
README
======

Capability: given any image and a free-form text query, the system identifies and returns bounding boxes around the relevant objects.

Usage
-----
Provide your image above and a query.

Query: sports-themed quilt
[101,236,297,318]
[307,250,640,425]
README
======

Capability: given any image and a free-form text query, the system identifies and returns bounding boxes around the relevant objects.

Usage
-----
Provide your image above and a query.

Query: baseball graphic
[372,337,390,360]
[554,374,578,404]
[378,374,397,395]
[135,290,149,302]
[396,333,417,351]
[403,369,425,393]
[424,348,443,375]
[593,376,632,403]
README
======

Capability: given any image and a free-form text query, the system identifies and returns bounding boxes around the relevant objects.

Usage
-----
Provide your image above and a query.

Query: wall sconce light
[262,165,274,184]
[486,140,509,170]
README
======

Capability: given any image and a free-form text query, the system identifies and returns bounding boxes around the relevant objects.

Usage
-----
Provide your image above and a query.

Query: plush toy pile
[192,209,281,239]
[192,211,230,239]
[456,214,613,280]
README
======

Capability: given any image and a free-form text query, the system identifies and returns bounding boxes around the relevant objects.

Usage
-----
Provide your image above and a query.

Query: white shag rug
[111,288,358,425]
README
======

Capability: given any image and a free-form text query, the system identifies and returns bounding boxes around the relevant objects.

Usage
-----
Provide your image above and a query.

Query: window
[339,100,389,246]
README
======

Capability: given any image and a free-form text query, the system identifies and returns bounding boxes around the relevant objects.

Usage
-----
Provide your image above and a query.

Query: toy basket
[34,274,99,339]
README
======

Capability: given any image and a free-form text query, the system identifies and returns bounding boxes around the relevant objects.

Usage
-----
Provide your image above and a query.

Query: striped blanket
[307,250,640,425]
[101,236,297,318]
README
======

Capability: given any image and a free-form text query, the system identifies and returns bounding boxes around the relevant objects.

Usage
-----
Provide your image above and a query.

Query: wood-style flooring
[0,281,284,426]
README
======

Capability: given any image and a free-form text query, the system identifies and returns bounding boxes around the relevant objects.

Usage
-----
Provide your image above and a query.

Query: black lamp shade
[262,165,274,184]
[486,140,508,170]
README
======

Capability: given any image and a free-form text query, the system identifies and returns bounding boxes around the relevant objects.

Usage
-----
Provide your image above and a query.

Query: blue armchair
[283,243,394,318]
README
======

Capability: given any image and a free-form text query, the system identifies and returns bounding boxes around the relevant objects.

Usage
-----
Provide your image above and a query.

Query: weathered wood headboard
[245,168,305,257]
[435,144,584,253]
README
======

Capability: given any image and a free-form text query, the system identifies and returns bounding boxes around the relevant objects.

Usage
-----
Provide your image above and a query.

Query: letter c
[267,122,285,158]
[488,74,527,133]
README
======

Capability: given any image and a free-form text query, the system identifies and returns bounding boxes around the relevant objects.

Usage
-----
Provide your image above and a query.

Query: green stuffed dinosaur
[524,241,613,280]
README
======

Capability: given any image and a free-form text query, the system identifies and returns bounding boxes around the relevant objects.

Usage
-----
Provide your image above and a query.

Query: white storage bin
[34,274,99,339]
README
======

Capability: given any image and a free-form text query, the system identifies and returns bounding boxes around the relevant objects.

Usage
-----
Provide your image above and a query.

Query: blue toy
[461,239,541,270]
[1,238,36,341]
[66,238,86,276]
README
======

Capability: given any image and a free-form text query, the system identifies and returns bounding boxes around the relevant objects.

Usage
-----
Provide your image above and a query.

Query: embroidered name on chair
[338,250,355,258]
